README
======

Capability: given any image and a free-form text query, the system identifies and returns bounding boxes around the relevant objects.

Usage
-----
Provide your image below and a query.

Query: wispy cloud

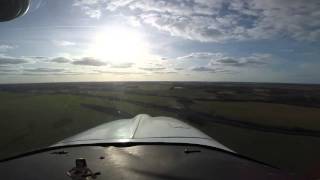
[0,68,18,72]
[213,53,272,67]
[191,67,220,73]
[0,55,29,64]
[74,0,320,42]
[50,57,72,63]
[95,70,146,75]
[174,67,184,70]
[177,52,223,61]
[24,68,65,73]
[31,56,49,61]
[191,66,234,74]
[73,0,102,19]
[21,72,85,76]
[178,52,273,68]
[0,45,16,52]
[52,40,76,47]
[0,67,71,76]
[110,62,134,68]
[139,67,166,71]
[153,71,177,74]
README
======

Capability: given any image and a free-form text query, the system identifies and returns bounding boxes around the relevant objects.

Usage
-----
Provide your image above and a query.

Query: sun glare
[88,27,150,64]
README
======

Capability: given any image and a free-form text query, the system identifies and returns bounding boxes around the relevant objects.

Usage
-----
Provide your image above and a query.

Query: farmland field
[0,82,320,178]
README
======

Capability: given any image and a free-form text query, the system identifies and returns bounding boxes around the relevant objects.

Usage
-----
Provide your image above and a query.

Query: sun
[87,27,150,64]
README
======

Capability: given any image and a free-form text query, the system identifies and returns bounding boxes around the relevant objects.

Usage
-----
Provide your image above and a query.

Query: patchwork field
[0,82,320,178]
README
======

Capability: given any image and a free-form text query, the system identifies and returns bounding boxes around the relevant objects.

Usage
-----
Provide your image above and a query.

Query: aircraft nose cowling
[52,114,233,152]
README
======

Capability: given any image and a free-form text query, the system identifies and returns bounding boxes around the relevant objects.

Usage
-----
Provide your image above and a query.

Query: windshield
[0,0,320,178]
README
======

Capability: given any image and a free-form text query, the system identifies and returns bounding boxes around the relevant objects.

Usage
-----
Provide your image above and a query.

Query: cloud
[52,40,76,46]
[212,57,250,67]
[74,0,320,42]
[177,52,223,61]
[174,67,184,70]
[0,45,15,52]
[139,67,166,71]
[72,57,107,66]
[19,68,88,76]
[0,55,29,64]
[51,57,72,63]
[31,56,48,61]
[139,13,228,42]
[0,65,70,75]
[153,71,177,74]
[176,52,273,75]
[191,66,235,74]
[216,58,240,65]
[24,68,65,73]
[191,66,218,73]
[73,0,102,18]
[178,52,272,67]
[0,69,18,72]
[213,53,272,67]
[95,70,146,75]
[110,62,134,68]
[20,72,84,76]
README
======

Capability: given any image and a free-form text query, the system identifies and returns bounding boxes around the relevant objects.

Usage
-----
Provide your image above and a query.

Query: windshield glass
[0,0,320,178]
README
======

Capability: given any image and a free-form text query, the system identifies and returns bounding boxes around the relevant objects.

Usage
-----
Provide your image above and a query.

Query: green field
[0,82,320,178]
[191,101,320,130]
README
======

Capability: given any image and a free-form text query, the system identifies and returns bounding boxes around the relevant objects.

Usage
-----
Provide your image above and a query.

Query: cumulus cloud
[74,0,320,42]
[72,57,107,66]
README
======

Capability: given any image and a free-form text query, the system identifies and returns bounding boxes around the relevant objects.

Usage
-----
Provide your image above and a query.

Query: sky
[0,0,319,83]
